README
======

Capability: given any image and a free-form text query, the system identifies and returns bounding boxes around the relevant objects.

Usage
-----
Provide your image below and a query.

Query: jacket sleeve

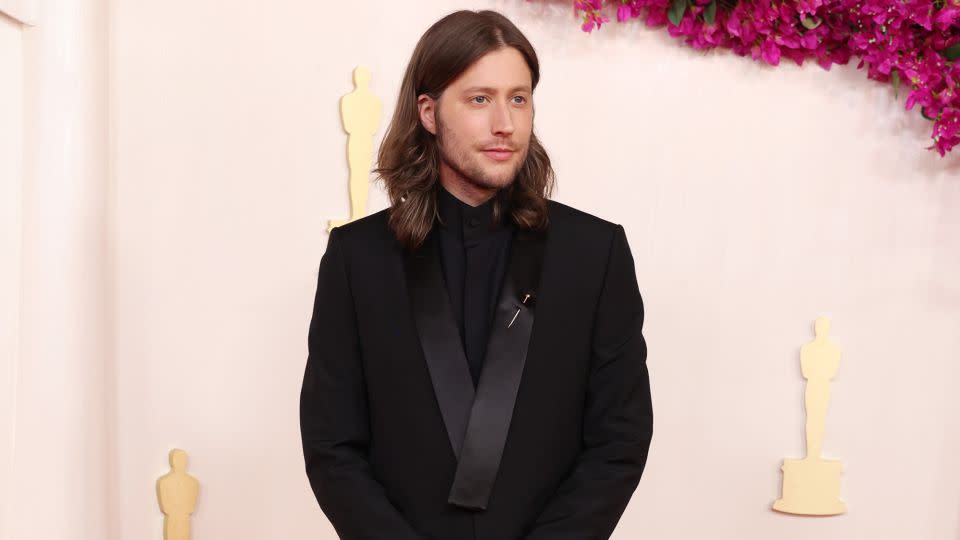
[299,226,423,540]
[525,224,654,540]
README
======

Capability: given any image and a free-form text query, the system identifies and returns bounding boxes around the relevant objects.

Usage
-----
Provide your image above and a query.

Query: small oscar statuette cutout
[773,316,847,516]
[157,448,200,539]
[328,66,382,232]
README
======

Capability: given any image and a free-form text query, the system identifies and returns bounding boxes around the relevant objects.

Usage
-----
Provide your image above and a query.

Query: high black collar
[437,184,508,245]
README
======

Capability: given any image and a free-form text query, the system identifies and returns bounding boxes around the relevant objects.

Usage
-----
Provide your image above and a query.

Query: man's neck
[438,173,497,207]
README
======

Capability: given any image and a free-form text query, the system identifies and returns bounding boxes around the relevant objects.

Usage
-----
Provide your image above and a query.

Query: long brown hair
[373,10,556,251]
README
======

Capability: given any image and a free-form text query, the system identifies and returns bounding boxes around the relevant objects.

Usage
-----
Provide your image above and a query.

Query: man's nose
[491,102,515,136]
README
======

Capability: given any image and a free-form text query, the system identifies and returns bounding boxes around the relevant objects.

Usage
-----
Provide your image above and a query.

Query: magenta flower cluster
[568,0,960,156]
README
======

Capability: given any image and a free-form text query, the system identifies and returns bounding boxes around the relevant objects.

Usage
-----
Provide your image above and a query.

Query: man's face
[419,47,534,195]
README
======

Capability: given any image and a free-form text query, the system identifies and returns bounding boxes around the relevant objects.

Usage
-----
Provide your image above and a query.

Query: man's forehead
[447,48,533,92]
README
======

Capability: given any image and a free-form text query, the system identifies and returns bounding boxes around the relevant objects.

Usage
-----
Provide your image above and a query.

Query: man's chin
[471,176,516,192]
[477,165,523,189]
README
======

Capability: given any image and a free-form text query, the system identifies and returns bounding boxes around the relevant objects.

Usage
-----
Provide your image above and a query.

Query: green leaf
[704,0,717,24]
[891,69,900,99]
[668,0,688,26]
[940,42,960,61]
[801,15,822,30]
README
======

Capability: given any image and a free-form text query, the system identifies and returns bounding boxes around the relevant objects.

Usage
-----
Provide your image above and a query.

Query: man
[300,9,653,540]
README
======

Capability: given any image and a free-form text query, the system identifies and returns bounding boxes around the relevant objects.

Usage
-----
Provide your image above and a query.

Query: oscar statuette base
[773,457,846,516]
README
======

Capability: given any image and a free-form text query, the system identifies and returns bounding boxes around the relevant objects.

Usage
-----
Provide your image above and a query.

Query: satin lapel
[447,226,548,510]
[402,231,476,460]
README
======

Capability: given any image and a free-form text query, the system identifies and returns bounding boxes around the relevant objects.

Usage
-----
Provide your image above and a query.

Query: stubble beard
[435,114,529,193]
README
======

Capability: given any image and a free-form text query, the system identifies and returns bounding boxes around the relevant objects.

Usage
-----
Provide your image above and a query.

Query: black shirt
[436,185,513,388]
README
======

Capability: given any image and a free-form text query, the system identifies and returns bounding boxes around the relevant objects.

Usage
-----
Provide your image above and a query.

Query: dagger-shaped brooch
[507,292,533,328]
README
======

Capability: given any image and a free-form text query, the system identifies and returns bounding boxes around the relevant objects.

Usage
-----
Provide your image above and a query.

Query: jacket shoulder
[546,199,620,239]
[328,207,392,244]
[325,208,400,267]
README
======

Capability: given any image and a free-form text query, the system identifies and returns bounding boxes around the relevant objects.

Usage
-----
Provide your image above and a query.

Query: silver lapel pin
[507,293,531,328]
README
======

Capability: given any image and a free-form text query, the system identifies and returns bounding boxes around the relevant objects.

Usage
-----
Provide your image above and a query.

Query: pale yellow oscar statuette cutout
[773,317,847,516]
[327,66,382,232]
[157,449,200,540]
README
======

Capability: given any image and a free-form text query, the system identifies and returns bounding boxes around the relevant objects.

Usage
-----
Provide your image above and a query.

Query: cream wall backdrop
[1,12,24,540]
[5,0,960,539]
[3,0,111,538]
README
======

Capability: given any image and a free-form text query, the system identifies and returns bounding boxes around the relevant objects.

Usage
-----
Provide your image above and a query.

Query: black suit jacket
[300,199,653,540]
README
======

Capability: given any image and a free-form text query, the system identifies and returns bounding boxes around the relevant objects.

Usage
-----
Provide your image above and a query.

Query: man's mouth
[482,148,514,161]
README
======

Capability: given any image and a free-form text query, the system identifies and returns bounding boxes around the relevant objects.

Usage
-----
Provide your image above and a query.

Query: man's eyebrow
[461,85,532,94]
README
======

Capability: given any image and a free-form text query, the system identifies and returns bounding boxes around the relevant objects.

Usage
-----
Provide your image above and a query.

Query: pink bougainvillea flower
[934,6,960,30]
[761,37,782,66]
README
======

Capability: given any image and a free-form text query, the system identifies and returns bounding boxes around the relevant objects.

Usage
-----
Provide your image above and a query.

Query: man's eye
[513,96,527,104]
[472,96,487,104]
